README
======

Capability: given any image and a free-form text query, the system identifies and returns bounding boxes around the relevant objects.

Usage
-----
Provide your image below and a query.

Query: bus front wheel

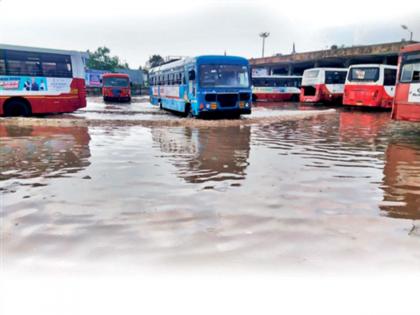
[3,99,32,117]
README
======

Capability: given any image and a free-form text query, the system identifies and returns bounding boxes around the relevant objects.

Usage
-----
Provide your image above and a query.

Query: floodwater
[1,97,420,272]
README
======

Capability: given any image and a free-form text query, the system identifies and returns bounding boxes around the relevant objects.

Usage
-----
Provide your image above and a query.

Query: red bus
[343,64,397,109]
[102,73,131,102]
[392,43,420,122]
[252,75,301,102]
[0,44,87,116]
[300,68,348,103]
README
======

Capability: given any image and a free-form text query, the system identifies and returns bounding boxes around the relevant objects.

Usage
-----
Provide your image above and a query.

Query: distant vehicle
[102,73,131,102]
[343,64,397,109]
[252,75,302,102]
[0,44,86,116]
[392,43,420,122]
[300,68,348,103]
[149,55,252,118]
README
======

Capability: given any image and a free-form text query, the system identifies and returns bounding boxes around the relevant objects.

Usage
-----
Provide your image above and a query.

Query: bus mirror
[189,70,196,81]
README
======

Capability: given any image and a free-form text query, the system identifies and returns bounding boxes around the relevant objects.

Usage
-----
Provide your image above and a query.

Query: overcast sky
[0,0,419,68]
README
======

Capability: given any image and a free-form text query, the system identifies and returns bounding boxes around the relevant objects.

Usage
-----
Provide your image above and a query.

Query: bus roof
[0,43,88,57]
[252,75,302,79]
[149,55,249,74]
[348,64,397,69]
[102,73,130,78]
[303,67,348,72]
[400,43,420,54]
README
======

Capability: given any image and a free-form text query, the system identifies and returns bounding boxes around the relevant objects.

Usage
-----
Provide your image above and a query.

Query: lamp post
[401,25,413,41]
[259,32,270,58]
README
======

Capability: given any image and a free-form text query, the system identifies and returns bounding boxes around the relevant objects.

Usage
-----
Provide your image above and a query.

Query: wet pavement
[1,97,420,272]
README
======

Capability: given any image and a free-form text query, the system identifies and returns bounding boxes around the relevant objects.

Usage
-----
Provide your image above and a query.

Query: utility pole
[259,32,270,58]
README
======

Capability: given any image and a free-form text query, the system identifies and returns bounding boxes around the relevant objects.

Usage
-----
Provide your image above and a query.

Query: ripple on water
[1,104,420,269]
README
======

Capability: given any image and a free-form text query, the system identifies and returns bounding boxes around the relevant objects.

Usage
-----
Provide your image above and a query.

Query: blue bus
[149,55,252,118]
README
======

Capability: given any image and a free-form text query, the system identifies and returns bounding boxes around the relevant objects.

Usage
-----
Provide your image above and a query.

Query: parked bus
[0,44,86,116]
[149,55,252,118]
[252,75,301,102]
[102,73,131,102]
[300,68,348,103]
[392,43,420,122]
[343,64,397,109]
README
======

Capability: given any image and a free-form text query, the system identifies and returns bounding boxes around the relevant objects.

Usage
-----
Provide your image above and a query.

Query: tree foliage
[147,55,165,68]
[86,46,129,71]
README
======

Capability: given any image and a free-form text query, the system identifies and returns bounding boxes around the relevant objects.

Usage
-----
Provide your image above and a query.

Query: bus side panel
[160,85,187,113]
[0,78,86,115]
[393,83,420,121]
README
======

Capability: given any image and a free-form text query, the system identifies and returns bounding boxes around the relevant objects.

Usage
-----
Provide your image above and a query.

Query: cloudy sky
[0,0,419,68]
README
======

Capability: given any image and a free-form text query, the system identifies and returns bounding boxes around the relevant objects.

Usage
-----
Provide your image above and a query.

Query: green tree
[86,46,129,71]
[147,55,165,68]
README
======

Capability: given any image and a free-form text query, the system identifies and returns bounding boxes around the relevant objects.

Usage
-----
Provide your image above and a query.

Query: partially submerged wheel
[3,99,31,117]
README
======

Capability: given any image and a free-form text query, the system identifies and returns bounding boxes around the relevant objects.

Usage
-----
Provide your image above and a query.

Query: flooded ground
[1,96,420,272]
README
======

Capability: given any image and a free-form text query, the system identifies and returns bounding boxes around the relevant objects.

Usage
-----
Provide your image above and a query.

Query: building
[250,41,418,75]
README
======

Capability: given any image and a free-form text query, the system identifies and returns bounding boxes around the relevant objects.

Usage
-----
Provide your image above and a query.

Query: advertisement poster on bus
[409,83,420,102]
[0,76,72,94]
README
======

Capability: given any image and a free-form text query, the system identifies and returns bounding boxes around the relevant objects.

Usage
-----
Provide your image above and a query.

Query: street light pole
[401,25,413,41]
[259,32,270,58]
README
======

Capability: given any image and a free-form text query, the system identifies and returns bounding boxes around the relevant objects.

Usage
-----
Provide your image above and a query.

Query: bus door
[187,66,196,100]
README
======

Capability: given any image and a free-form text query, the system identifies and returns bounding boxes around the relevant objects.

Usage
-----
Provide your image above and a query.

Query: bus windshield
[304,70,320,79]
[199,64,249,88]
[348,67,379,82]
[325,71,347,84]
[400,62,420,83]
[103,77,129,87]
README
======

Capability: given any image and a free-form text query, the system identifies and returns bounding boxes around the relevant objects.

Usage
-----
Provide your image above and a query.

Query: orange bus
[392,43,420,122]
[102,73,131,102]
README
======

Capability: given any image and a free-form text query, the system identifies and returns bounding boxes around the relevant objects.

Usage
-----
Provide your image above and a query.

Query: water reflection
[0,124,91,181]
[338,110,390,146]
[152,126,251,183]
[381,142,420,219]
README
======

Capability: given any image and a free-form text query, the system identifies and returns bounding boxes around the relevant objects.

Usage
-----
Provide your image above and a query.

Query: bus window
[5,50,43,76]
[325,71,347,84]
[305,70,319,79]
[0,52,5,75]
[41,53,72,78]
[199,65,249,87]
[348,67,379,82]
[384,68,397,86]
[400,62,420,83]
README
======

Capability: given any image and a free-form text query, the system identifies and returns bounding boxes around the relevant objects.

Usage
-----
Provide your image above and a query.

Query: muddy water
[1,98,420,271]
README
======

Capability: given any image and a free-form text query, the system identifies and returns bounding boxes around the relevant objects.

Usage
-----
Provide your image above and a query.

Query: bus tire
[3,98,32,117]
